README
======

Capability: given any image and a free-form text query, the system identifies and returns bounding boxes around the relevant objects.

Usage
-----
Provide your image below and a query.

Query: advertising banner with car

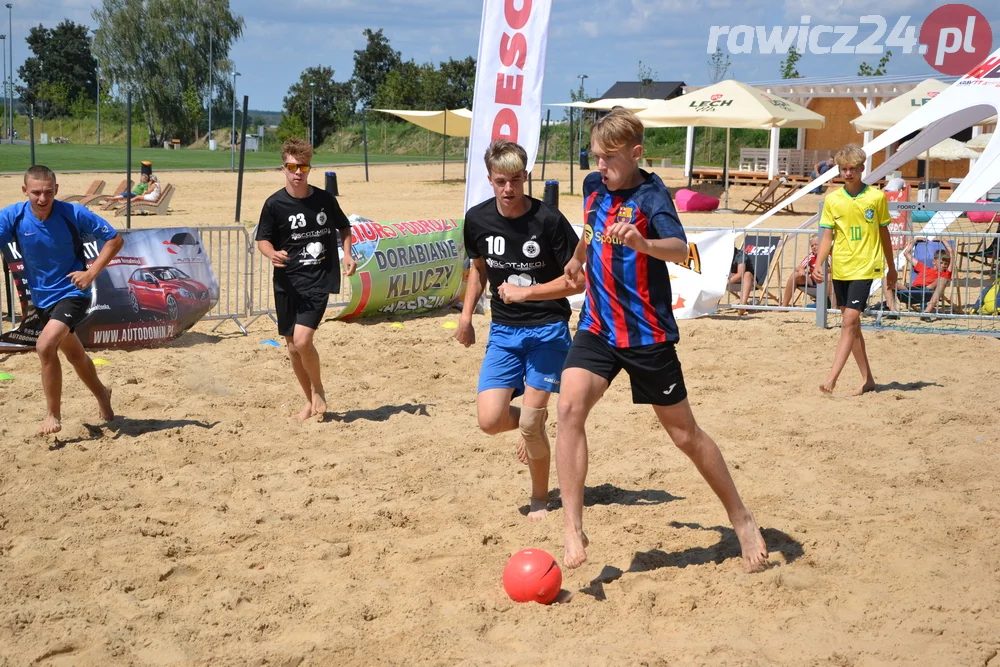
[1,227,219,349]
[334,218,466,319]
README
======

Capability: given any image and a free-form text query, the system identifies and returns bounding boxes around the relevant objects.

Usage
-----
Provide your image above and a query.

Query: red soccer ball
[502,549,562,604]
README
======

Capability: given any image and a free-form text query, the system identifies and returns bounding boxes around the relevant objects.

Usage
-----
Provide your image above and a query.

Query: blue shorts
[477,321,572,397]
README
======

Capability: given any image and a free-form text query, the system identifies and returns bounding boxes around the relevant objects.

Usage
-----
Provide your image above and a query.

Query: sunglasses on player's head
[283,163,311,173]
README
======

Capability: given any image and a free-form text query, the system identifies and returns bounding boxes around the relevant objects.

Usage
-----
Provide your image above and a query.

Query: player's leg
[627,342,768,571]
[846,279,877,395]
[292,323,325,417]
[556,332,617,568]
[35,316,73,435]
[276,290,314,419]
[652,399,769,572]
[59,332,113,422]
[519,321,572,521]
[821,280,858,393]
[475,323,526,437]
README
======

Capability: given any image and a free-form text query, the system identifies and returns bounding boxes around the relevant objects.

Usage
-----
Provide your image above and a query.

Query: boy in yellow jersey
[812,144,896,395]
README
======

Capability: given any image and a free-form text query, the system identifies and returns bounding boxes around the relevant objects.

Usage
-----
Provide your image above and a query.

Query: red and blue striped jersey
[578,171,685,348]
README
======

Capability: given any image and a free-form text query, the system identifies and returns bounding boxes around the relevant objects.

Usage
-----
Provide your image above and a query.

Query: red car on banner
[127,266,211,320]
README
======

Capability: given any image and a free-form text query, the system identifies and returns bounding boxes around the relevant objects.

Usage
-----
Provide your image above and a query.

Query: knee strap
[519,406,550,460]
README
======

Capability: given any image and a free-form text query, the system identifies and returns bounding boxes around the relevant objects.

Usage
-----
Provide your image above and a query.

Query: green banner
[335,219,466,319]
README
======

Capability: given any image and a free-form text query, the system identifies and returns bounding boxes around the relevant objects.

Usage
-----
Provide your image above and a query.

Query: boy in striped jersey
[558,108,768,572]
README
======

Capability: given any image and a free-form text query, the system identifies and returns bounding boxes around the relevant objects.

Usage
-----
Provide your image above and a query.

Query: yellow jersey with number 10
[819,185,891,281]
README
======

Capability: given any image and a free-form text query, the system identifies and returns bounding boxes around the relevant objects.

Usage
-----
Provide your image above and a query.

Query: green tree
[92,0,244,146]
[372,60,423,110]
[780,47,802,79]
[282,66,355,146]
[276,112,308,143]
[17,20,97,119]
[182,86,203,143]
[858,50,892,76]
[352,28,402,109]
[437,56,476,109]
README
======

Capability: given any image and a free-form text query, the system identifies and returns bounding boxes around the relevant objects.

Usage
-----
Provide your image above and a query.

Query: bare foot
[563,529,590,569]
[819,379,836,394]
[732,510,769,573]
[98,386,114,422]
[526,496,549,522]
[311,391,328,420]
[515,438,528,465]
[848,379,876,396]
[296,401,313,420]
[38,413,62,436]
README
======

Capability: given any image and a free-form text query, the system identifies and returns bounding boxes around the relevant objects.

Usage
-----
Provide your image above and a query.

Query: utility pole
[0,35,6,141]
[5,4,12,145]
[96,64,101,145]
[208,30,213,148]
[309,81,315,146]
[577,74,588,152]
[231,71,240,171]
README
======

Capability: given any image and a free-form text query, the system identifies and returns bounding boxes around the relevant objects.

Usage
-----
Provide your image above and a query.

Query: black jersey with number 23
[256,186,350,295]
[464,196,578,326]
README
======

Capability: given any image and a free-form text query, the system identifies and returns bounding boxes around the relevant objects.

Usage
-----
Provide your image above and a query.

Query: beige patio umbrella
[635,80,825,211]
[966,132,994,150]
[850,79,950,132]
[373,108,472,181]
[899,137,982,192]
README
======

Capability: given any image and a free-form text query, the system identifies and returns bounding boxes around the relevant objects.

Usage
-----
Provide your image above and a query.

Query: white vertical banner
[464,0,552,212]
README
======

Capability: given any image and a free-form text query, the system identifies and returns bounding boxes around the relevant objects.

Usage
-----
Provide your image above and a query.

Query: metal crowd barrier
[195,226,251,334]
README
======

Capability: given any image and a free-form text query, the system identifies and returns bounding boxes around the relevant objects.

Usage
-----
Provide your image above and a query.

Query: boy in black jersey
[456,139,582,520]
[255,138,356,420]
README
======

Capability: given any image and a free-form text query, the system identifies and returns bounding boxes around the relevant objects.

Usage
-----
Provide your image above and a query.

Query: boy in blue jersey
[0,166,123,435]
[558,109,768,572]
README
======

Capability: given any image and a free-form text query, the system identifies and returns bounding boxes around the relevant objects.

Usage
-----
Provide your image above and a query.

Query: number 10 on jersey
[486,235,506,255]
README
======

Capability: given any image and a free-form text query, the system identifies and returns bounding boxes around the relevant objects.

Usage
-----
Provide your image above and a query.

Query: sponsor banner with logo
[567,225,732,319]
[464,0,552,211]
[1,228,219,349]
[335,219,465,319]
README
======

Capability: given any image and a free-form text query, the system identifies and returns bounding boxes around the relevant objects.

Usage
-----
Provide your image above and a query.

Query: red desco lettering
[491,0,533,142]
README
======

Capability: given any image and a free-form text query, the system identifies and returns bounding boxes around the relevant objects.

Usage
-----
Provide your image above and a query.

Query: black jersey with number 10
[256,186,351,295]
[464,197,579,326]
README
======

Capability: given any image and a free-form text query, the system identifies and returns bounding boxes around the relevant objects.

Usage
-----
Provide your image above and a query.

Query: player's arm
[339,225,355,276]
[605,209,688,263]
[255,204,288,268]
[456,257,487,347]
[498,275,583,304]
[878,225,897,286]
[68,207,124,290]
[812,227,834,283]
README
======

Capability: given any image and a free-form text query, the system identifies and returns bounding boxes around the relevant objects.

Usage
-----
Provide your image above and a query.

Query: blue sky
[11,0,1000,112]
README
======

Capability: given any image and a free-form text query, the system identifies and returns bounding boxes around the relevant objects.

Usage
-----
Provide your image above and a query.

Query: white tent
[635,80,825,210]
[372,108,472,182]
[549,97,662,111]
[849,79,950,131]
[749,48,1000,236]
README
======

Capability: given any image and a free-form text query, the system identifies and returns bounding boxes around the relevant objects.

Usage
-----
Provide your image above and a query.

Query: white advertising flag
[464,0,552,212]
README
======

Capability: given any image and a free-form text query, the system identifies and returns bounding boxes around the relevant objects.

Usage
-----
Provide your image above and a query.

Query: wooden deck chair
[61,179,106,203]
[80,179,130,208]
[115,183,175,216]
[741,178,797,214]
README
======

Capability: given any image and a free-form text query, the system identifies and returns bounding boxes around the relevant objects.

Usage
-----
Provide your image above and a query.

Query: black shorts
[833,279,873,311]
[38,296,92,333]
[274,289,329,337]
[563,330,688,406]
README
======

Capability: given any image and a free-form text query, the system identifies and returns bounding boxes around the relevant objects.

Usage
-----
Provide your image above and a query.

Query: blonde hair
[591,107,644,154]
[834,144,866,169]
[484,139,527,175]
[281,137,313,163]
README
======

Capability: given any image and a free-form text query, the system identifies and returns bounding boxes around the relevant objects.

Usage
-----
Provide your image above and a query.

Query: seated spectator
[109,172,150,202]
[810,156,835,194]
[139,174,161,201]
[727,247,754,316]
[886,239,953,314]
[780,236,837,308]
